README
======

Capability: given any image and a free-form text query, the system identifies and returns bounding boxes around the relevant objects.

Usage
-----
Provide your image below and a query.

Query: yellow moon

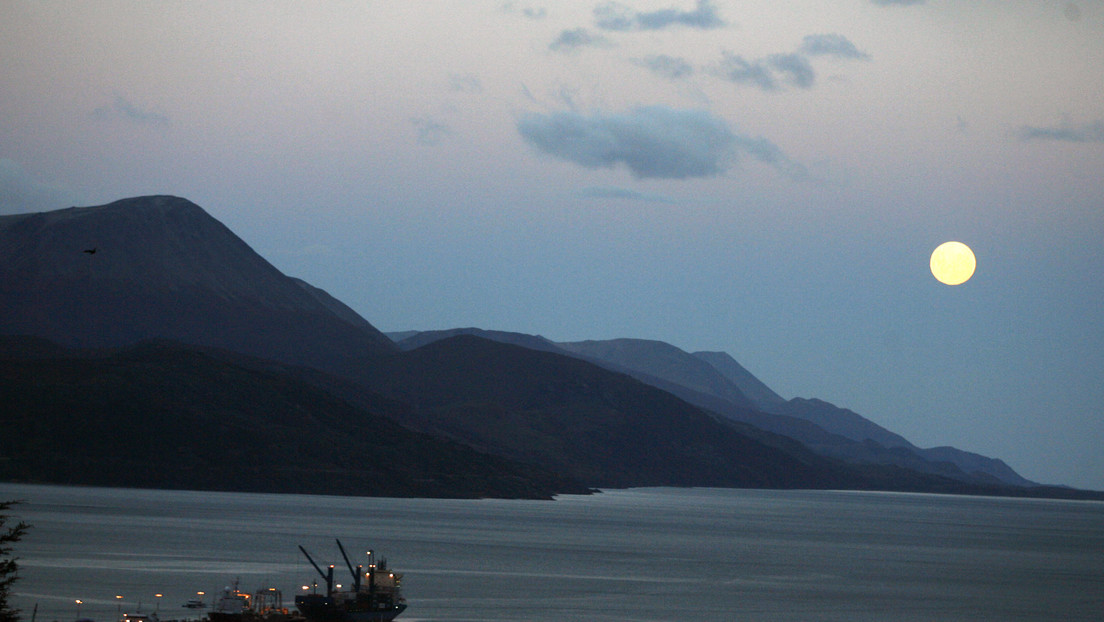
[930,241,976,285]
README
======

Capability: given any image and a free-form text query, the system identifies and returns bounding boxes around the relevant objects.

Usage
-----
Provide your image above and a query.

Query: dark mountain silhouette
[2,196,1088,499]
[692,350,786,409]
[558,339,1038,487]
[557,338,758,411]
[368,333,1100,499]
[363,334,849,489]
[770,398,1034,486]
[393,327,563,354]
[0,335,585,499]
[395,331,1035,488]
[0,196,396,376]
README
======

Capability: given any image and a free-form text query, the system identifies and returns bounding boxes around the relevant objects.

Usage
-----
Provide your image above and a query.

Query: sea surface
[2,483,1102,622]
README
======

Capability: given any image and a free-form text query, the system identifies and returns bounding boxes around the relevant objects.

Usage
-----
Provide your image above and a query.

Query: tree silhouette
[0,501,30,622]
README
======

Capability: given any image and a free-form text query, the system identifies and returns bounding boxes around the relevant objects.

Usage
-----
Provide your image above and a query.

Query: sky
[2,1,1102,490]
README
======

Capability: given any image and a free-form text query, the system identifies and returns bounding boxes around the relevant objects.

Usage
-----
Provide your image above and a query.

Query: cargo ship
[293,540,406,622]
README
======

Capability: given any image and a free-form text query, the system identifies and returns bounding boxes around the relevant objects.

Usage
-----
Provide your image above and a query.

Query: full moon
[930,241,976,285]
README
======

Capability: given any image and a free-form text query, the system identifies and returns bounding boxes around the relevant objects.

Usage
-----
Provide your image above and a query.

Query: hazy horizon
[2,1,1102,489]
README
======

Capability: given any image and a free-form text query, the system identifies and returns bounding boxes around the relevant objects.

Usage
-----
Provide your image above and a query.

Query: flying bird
[82,248,97,254]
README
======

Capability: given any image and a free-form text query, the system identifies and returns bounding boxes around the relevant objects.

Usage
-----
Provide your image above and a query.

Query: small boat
[208,580,251,622]
[294,540,406,622]
[183,600,208,610]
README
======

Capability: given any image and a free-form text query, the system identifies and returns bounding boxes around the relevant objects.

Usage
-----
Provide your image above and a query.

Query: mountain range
[388,329,1032,487]
[1,196,1095,499]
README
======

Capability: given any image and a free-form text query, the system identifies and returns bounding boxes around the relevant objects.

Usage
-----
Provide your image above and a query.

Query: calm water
[2,484,1102,621]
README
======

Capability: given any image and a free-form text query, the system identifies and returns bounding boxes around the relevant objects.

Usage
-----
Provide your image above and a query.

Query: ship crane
[335,539,364,592]
[298,545,335,597]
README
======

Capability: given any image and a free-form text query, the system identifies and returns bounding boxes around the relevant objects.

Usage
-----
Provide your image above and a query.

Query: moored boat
[208,580,250,622]
[293,541,406,622]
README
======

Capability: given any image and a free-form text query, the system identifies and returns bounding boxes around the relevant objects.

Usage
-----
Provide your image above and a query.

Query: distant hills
[2,196,1097,500]
[0,335,584,499]
[391,329,1033,488]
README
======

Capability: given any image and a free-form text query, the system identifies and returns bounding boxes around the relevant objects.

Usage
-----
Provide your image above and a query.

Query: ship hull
[294,595,405,622]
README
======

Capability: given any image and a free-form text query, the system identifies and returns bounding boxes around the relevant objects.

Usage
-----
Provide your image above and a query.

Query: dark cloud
[549,28,610,52]
[92,95,170,126]
[516,106,803,180]
[800,34,870,60]
[635,54,695,79]
[0,159,83,214]
[594,0,725,31]
[1018,120,1104,143]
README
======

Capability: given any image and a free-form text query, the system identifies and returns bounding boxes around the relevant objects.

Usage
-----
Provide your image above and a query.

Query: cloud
[579,186,676,203]
[0,159,83,214]
[516,106,804,180]
[635,54,694,79]
[549,28,610,52]
[410,116,452,146]
[768,53,816,88]
[500,2,546,19]
[594,0,725,31]
[715,52,819,91]
[448,73,482,93]
[1018,120,1104,143]
[91,95,170,126]
[517,107,733,178]
[714,52,777,90]
[714,42,866,91]
[800,34,870,60]
[871,0,925,5]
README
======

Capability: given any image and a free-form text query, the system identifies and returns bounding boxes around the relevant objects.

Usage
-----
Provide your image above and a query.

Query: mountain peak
[0,195,396,368]
[692,350,786,409]
[3,195,281,294]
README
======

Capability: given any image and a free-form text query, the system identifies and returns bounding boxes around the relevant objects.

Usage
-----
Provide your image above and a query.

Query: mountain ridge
[392,330,1036,488]
[0,195,397,375]
[1,196,1085,498]
[0,335,585,499]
